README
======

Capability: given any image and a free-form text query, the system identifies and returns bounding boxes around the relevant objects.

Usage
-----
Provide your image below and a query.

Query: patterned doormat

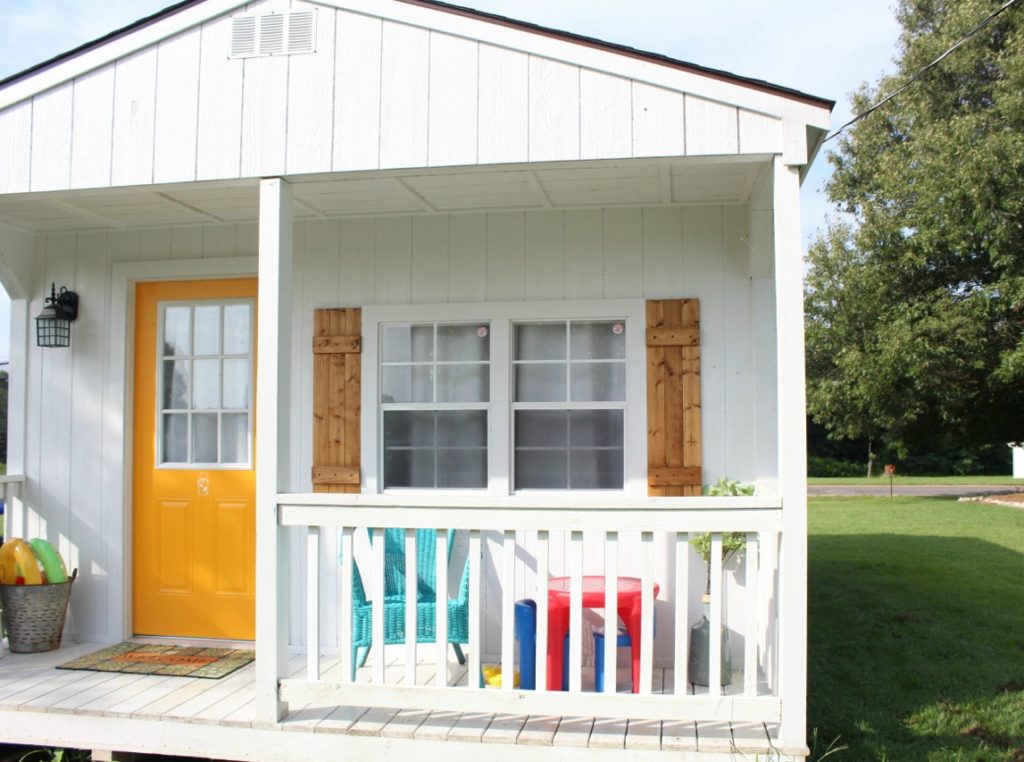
[57,642,255,679]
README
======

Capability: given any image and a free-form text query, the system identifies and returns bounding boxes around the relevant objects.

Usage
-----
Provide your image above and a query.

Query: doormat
[57,642,255,679]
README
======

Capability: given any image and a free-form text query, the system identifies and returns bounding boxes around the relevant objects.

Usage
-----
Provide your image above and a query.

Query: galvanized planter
[0,569,77,653]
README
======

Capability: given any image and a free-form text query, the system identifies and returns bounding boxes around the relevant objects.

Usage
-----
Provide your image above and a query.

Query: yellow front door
[132,279,257,640]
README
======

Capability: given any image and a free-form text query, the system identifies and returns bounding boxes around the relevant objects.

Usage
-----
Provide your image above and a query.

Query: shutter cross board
[312,308,361,493]
[646,299,702,496]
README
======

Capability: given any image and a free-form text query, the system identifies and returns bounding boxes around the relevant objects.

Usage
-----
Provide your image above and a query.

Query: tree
[806,0,1024,456]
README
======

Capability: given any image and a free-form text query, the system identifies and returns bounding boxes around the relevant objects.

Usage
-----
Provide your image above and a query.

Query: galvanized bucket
[0,569,76,653]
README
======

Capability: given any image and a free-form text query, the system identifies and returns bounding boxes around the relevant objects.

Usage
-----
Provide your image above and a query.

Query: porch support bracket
[255,177,293,723]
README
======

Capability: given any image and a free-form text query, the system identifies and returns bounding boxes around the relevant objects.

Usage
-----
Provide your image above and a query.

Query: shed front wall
[12,202,776,647]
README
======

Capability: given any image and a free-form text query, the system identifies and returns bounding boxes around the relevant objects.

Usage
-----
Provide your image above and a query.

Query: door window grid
[380,323,490,489]
[512,320,626,490]
[158,301,253,467]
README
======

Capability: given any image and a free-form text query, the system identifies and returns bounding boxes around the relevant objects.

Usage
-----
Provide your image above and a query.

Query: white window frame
[362,299,647,497]
[155,297,255,470]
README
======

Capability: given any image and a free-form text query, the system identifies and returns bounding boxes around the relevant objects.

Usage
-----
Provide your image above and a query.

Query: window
[365,300,644,495]
[159,301,253,466]
[512,321,626,489]
[380,323,489,488]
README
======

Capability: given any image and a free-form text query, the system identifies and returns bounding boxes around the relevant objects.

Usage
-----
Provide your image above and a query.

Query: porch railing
[275,493,783,723]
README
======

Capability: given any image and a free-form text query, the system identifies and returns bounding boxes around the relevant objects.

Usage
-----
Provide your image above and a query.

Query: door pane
[163,414,188,462]
[193,413,218,462]
[193,306,221,355]
[223,304,250,355]
[222,358,249,410]
[163,307,191,356]
[221,413,249,463]
[192,359,220,409]
[163,361,190,409]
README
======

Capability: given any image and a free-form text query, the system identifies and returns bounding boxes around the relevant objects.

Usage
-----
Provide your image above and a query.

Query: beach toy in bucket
[29,538,68,584]
[0,537,44,585]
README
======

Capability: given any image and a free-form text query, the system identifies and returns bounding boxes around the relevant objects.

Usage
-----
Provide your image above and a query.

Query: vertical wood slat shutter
[312,308,361,493]
[646,299,702,496]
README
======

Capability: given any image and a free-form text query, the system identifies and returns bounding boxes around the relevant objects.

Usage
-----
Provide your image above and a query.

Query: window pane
[570,363,626,402]
[383,325,433,363]
[382,365,433,403]
[162,360,190,409]
[162,414,188,462]
[569,449,623,489]
[163,307,190,356]
[569,410,624,447]
[193,359,220,409]
[223,304,250,355]
[515,450,568,489]
[515,410,568,447]
[194,306,221,356]
[221,413,248,464]
[570,321,625,360]
[384,449,435,488]
[223,358,249,410]
[437,449,487,488]
[384,411,435,447]
[515,323,565,361]
[437,410,487,447]
[438,324,489,362]
[437,365,489,403]
[515,363,566,402]
[192,413,218,462]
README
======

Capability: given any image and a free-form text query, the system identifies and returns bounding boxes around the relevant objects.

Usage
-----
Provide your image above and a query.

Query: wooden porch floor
[0,642,793,761]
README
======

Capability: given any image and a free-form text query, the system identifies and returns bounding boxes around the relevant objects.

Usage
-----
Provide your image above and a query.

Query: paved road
[808,484,1023,497]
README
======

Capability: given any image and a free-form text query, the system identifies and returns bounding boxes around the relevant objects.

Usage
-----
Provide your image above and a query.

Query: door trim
[110,257,257,641]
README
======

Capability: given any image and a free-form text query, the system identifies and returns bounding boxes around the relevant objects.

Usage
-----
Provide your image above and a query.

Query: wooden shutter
[646,299,702,496]
[312,308,361,493]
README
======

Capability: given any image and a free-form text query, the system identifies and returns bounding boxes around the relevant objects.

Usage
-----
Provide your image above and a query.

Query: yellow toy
[0,538,45,585]
[482,665,520,688]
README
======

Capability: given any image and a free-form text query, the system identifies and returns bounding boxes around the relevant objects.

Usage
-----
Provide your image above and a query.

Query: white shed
[0,1,831,759]
[1011,444,1024,479]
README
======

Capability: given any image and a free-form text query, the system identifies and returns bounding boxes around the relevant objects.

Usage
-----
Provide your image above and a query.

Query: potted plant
[687,477,752,687]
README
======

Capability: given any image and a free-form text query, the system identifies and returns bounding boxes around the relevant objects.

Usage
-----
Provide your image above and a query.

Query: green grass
[809,475,1023,486]
[808,496,1024,760]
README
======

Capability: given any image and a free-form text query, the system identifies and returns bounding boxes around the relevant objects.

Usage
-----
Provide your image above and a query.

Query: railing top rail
[0,474,26,484]
[277,492,781,512]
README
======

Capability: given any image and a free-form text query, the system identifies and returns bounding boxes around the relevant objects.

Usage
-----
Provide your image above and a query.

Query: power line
[825,0,1022,142]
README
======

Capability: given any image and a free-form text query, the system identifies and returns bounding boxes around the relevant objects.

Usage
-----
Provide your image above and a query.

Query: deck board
[0,644,789,757]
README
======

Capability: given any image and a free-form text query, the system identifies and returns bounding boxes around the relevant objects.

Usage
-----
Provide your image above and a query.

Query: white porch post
[4,299,29,539]
[255,178,293,723]
[772,155,808,751]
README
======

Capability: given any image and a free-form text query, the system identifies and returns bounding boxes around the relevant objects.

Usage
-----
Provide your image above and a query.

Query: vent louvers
[229,9,316,59]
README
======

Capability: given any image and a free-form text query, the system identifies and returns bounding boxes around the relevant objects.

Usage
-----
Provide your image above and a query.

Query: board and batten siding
[0,2,783,195]
[12,203,769,648]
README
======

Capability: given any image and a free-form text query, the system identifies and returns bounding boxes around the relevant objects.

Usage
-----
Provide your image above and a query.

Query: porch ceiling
[0,156,767,233]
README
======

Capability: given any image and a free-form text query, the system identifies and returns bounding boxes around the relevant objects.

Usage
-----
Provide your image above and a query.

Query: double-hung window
[379,323,490,488]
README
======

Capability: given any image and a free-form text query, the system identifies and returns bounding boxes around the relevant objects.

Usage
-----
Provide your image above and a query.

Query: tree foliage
[806,0,1024,454]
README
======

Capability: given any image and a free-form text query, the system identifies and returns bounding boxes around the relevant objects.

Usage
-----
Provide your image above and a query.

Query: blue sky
[0,0,902,363]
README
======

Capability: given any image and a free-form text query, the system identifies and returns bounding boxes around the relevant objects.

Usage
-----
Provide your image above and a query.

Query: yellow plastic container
[0,538,44,585]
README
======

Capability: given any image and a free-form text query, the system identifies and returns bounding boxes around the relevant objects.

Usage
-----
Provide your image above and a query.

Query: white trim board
[108,256,258,640]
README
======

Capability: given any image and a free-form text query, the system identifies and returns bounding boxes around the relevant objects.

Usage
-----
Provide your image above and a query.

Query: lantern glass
[36,308,71,348]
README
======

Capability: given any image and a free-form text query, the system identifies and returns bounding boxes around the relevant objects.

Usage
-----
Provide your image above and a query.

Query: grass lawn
[808,496,1024,761]
[809,476,1023,486]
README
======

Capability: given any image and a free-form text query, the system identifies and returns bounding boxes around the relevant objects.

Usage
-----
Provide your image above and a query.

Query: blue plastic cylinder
[513,599,537,690]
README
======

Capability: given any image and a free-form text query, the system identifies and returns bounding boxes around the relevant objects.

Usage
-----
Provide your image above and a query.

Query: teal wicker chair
[350,528,470,675]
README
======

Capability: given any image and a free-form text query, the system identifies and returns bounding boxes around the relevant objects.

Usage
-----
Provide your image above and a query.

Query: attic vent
[230,9,316,59]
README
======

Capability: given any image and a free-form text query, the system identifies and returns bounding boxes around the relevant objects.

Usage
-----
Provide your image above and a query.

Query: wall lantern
[35,283,79,348]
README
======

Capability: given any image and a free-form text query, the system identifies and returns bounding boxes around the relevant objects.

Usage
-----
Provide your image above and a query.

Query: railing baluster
[339,526,353,683]
[640,531,655,695]
[603,531,618,694]
[372,526,386,685]
[435,528,449,687]
[674,531,689,695]
[306,526,320,680]
[745,532,760,696]
[568,530,583,693]
[468,529,482,688]
[535,529,549,692]
[709,532,723,698]
[501,529,515,689]
[405,528,418,687]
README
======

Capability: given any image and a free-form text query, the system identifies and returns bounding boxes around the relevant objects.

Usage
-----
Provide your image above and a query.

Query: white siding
[20,203,769,645]
[0,12,789,196]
